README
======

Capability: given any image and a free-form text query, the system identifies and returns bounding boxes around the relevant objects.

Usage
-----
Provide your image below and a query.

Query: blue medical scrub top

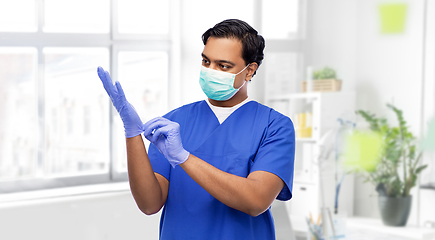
[148,100,295,240]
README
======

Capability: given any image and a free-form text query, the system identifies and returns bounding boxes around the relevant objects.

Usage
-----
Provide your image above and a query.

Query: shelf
[296,137,317,143]
[269,91,356,220]
[267,92,320,101]
[267,92,356,102]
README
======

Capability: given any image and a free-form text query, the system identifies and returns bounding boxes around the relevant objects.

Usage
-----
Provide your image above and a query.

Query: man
[97,19,295,240]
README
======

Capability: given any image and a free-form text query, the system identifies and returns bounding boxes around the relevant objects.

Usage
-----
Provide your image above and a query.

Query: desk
[289,215,435,240]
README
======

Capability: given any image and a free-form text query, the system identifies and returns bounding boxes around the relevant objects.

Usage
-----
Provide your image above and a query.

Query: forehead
[202,37,243,62]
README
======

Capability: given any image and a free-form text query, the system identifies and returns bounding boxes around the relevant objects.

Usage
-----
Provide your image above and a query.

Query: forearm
[180,154,282,216]
[97,67,166,214]
[126,135,167,215]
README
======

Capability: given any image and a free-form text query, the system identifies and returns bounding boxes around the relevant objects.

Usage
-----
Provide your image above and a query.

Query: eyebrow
[201,53,236,66]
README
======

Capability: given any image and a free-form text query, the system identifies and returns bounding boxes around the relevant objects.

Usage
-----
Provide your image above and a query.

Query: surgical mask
[199,64,249,101]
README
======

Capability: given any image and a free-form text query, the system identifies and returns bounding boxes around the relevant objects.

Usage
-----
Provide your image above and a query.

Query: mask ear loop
[235,63,251,76]
[237,79,247,90]
[224,79,247,100]
[235,64,251,90]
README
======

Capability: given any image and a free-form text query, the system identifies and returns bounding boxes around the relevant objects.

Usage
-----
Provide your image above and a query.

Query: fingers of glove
[97,67,117,98]
[145,122,177,144]
[154,135,169,158]
[143,117,162,138]
[150,125,176,143]
[155,134,167,148]
[97,67,112,94]
[114,81,127,102]
[143,117,172,137]
[143,118,163,141]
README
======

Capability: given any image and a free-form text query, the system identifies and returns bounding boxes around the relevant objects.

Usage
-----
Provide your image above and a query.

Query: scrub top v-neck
[148,100,295,240]
[205,97,252,124]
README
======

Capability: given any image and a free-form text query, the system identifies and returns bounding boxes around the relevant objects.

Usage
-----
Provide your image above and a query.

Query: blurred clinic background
[0,0,435,239]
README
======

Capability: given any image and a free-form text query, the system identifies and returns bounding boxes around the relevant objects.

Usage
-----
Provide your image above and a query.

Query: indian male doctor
[97,19,295,240]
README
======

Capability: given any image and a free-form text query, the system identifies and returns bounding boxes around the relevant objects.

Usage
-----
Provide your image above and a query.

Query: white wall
[0,191,161,240]
[310,0,433,226]
[309,0,358,93]
[354,0,425,225]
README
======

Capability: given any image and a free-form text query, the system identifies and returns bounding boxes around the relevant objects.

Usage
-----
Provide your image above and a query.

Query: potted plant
[313,66,337,80]
[302,66,342,92]
[352,104,427,226]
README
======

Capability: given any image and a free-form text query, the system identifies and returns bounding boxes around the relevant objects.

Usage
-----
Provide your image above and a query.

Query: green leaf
[415,165,428,175]
[356,104,424,197]
[313,67,337,79]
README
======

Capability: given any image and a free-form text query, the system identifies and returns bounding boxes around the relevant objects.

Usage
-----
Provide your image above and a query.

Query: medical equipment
[199,64,249,101]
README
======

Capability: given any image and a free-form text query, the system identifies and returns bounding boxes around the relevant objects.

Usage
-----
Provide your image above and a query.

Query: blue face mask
[199,64,249,101]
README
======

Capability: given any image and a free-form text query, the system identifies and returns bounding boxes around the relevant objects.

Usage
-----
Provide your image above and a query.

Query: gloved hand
[143,117,190,168]
[97,66,143,138]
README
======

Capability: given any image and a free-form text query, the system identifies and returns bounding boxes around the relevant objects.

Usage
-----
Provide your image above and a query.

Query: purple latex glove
[97,66,143,138]
[143,117,190,168]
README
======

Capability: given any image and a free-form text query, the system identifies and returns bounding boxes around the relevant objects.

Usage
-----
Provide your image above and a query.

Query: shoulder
[163,100,205,121]
[251,101,294,128]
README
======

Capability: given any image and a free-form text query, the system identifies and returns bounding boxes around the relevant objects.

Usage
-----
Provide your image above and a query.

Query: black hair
[202,19,265,77]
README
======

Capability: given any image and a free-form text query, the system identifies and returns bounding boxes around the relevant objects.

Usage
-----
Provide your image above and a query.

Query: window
[0,0,173,193]
[0,48,38,180]
[261,0,300,39]
[261,0,308,98]
[114,50,169,172]
[43,47,110,177]
[116,0,169,35]
[43,0,110,33]
[0,0,37,32]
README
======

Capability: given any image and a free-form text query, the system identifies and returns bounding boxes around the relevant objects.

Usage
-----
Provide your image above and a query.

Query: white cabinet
[267,92,356,219]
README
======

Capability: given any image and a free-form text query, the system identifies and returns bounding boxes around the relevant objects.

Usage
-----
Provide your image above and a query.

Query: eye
[220,64,231,70]
[202,59,210,65]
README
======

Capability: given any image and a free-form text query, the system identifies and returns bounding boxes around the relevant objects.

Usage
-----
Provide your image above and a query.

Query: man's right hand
[143,117,190,168]
[97,66,143,138]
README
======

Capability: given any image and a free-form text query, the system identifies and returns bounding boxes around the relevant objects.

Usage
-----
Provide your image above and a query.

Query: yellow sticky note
[379,3,407,34]
[343,131,383,172]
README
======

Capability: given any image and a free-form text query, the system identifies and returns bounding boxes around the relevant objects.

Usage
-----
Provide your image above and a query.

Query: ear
[245,63,258,81]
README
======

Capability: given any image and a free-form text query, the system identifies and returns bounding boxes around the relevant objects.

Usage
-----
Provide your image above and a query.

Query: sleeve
[251,111,295,201]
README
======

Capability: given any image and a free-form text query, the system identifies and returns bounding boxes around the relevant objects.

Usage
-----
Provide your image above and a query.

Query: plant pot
[378,195,412,226]
[301,79,342,92]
